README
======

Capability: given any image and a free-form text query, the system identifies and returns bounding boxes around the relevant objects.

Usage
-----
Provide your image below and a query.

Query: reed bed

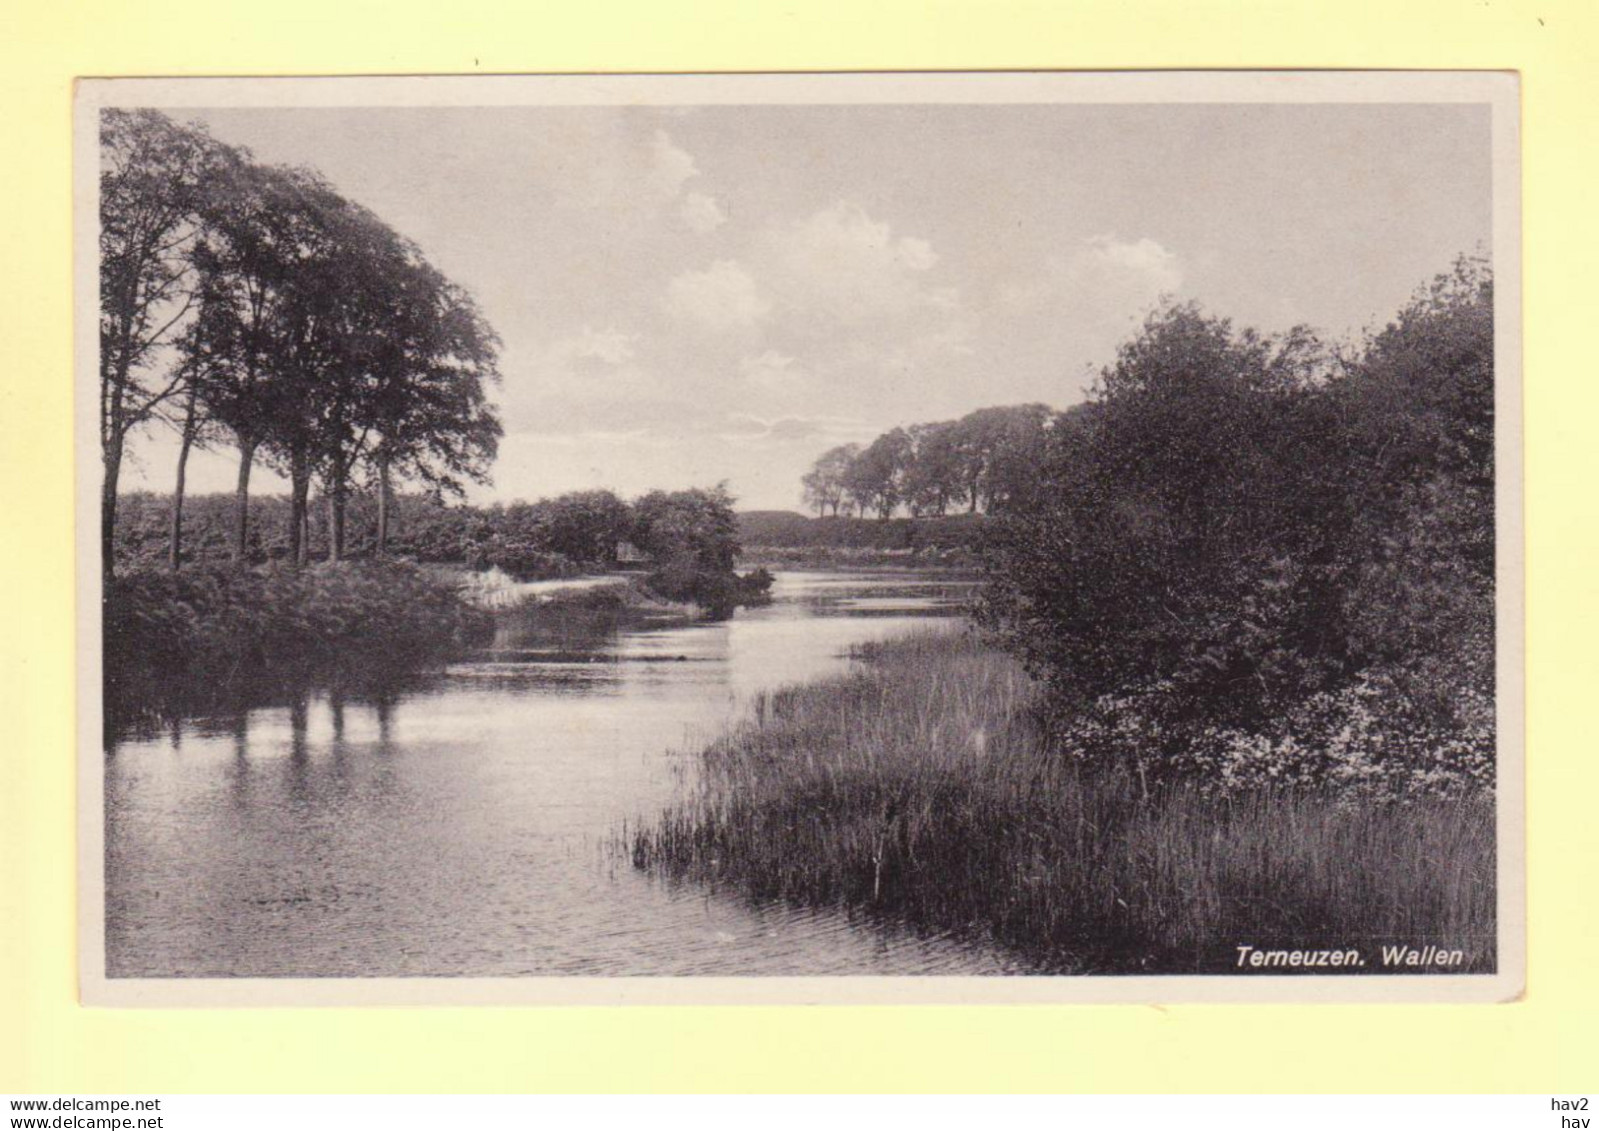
[631,630,1496,973]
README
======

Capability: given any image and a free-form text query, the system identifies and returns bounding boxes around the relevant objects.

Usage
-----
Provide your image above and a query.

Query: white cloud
[973,234,1186,406]
[1071,234,1183,295]
[1004,235,1182,314]
[535,428,653,446]
[548,124,714,231]
[646,129,699,200]
[557,326,636,366]
[739,349,803,391]
[681,191,728,234]
[764,201,956,325]
[765,417,826,443]
[713,412,874,447]
[663,260,770,333]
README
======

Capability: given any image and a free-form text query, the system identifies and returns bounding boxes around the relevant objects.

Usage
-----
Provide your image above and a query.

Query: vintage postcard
[76,71,1523,1005]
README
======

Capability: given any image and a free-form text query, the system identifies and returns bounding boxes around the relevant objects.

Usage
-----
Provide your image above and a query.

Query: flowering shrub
[1191,667,1495,800]
[1049,665,1493,801]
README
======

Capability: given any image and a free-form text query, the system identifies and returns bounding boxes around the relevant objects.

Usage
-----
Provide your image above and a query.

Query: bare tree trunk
[375,454,391,557]
[326,476,346,563]
[168,393,199,571]
[288,454,311,569]
[101,431,125,581]
[232,438,256,568]
[100,347,135,582]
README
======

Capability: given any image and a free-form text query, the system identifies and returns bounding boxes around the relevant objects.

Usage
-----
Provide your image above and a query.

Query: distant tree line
[737,509,986,549]
[100,109,501,579]
[980,258,1495,798]
[801,403,1053,519]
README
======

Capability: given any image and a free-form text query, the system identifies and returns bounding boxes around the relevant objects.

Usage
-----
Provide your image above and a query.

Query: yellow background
[3,0,1593,1093]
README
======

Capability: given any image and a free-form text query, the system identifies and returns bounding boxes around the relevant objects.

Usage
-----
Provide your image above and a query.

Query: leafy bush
[642,559,773,618]
[474,536,580,581]
[979,259,1495,797]
[632,486,772,618]
[103,560,492,729]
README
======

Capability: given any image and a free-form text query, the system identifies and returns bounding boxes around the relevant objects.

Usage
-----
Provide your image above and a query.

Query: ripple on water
[104,570,1006,978]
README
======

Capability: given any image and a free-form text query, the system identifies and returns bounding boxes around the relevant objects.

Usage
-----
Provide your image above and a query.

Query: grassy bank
[104,561,494,733]
[631,630,1496,974]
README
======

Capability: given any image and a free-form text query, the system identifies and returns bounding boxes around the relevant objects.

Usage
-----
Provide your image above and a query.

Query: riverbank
[106,570,1003,977]
[103,560,494,734]
[631,630,1496,974]
[105,559,775,734]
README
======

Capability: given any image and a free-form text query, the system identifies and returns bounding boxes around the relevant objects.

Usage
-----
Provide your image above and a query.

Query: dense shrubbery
[979,258,1495,799]
[104,561,493,728]
[632,486,772,616]
[465,540,582,581]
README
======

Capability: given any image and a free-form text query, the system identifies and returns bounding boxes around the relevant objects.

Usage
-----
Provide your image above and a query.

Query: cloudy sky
[118,101,1492,511]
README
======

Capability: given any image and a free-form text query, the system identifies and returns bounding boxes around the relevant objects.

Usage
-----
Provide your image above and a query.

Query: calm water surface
[105,570,1025,976]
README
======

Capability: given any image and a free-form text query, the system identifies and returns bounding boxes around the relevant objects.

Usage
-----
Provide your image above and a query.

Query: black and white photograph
[77,72,1523,1004]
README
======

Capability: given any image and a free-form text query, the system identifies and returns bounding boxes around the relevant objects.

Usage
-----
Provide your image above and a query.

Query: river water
[104,570,1024,977]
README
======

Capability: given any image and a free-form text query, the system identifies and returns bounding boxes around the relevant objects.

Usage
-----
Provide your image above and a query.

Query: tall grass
[631,630,1495,973]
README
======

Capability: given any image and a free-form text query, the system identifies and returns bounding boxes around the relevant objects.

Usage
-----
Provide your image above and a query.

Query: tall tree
[942,404,1052,514]
[975,403,1053,514]
[99,109,224,575]
[844,428,913,519]
[164,369,222,571]
[185,159,316,565]
[903,420,960,516]
[364,259,502,556]
[1333,255,1494,694]
[263,169,379,568]
[800,442,859,516]
[981,302,1332,732]
[186,163,389,567]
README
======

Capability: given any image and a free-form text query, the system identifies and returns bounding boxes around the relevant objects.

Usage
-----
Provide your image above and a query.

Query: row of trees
[100,109,501,579]
[115,482,766,603]
[979,258,1495,796]
[800,403,1053,520]
[112,487,625,576]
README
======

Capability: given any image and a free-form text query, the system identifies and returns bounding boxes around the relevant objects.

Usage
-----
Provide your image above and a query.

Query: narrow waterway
[104,570,1026,977]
